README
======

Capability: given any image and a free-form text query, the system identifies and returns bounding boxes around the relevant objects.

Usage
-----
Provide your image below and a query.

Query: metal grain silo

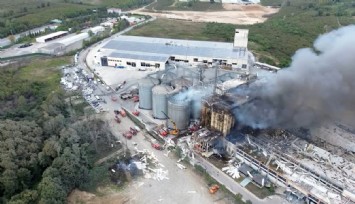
[190,86,212,120]
[139,78,159,110]
[167,94,191,130]
[152,85,174,119]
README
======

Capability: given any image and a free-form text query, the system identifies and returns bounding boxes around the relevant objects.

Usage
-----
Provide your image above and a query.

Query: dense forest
[0,0,153,39]
[0,58,116,203]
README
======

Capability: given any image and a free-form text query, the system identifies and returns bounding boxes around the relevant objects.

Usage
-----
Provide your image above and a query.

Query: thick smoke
[173,86,213,116]
[236,25,355,129]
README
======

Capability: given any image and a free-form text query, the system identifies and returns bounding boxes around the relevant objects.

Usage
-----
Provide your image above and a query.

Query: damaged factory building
[201,93,249,136]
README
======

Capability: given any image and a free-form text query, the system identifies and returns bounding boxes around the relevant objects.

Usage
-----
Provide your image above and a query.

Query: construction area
[130,4,279,25]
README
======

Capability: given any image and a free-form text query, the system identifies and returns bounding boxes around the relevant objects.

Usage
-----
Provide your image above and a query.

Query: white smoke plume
[235,25,355,129]
[172,85,213,117]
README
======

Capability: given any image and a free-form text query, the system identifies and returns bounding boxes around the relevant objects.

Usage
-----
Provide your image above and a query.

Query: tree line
[0,62,116,203]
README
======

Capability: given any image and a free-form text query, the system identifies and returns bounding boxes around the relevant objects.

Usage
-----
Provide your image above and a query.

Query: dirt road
[130,4,279,25]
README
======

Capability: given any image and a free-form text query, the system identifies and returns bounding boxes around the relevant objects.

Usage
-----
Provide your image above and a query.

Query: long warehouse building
[100,29,250,71]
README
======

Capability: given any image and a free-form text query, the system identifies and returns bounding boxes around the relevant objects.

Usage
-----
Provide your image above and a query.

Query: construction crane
[161,111,179,136]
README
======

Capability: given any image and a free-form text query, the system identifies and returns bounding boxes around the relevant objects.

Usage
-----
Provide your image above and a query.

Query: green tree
[8,35,15,43]
[9,190,38,204]
[38,177,66,204]
[88,30,94,37]
[17,95,26,108]
[0,120,43,198]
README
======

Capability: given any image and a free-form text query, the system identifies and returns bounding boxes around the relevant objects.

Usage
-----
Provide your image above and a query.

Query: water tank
[139,78,158,110]
[168,94,190,130]
[152,85,174,119]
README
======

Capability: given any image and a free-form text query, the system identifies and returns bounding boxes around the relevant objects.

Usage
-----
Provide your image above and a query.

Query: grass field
[16,56,71,92]
[127,19,220,40]
[127,0,355,66]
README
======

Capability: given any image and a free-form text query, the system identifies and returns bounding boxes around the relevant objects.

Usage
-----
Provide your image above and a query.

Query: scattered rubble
[222,165,241,179]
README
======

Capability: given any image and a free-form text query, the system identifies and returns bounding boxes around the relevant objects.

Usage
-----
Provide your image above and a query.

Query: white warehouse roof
[56,33,89,46]
[36,31,68,42]
[102,35,248,60]
[89,26,105,34]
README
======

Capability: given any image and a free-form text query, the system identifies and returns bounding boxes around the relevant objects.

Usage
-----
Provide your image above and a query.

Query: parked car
[120,93,133,100]
[123,132,132,139]
[115,81,126,90]
[19,43,32,48]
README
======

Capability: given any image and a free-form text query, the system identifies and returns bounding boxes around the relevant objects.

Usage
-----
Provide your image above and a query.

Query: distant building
[50,19,62,24]
[99,29,250,71]
[119,15,145,26]
[89,26,105,35]
[39,32,89,55]
[35,31,68,43]
[107,8,122,15]
[100,18,118,28]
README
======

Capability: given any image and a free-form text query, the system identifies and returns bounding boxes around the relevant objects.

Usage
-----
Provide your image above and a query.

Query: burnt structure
[201,93,249,136]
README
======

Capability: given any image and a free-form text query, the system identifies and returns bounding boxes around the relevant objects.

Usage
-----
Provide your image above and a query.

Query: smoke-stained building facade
[201,94,245,136]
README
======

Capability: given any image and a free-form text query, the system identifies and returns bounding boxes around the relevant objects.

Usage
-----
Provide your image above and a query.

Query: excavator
[161,111,179,136]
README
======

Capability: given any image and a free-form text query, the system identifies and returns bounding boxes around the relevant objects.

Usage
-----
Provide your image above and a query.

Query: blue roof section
[103,36,247,60]
[108,52,169,62]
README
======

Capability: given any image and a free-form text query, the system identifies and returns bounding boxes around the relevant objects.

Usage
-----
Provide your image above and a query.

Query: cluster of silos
[138,78,159,110]
[152,85,175,119]
[139,76,208,130]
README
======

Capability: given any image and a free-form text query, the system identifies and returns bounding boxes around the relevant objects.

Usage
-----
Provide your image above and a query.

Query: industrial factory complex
[128,63,355,204]
[99,29,250,71]
[0,0,351,202]
[7,4,355,204]
[79,23,355,204]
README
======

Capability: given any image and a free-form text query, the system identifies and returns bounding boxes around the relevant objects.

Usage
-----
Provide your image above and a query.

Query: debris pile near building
[132,148,170,182]
[234,132,355,204]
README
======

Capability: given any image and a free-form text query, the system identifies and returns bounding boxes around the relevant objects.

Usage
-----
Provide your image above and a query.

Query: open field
[16,56,70,89]
[128,0,355,66]
[145,0,225,11]
[11,56,71,100]
[127,19,218,40]
[0,55,71,119]
[131,4,279,24]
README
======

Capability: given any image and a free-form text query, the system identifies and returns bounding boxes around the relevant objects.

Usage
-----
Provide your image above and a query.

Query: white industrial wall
[107,57,166,70]
[106,53,248,71]
[171,54,249,70]
[64,40,84,54]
